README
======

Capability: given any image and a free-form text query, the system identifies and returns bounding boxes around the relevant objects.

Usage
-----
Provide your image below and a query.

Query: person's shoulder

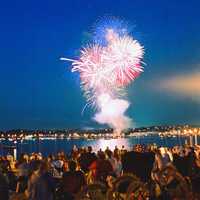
[74,171,84,180]
[30,173,40,185]
[79,152,87,158]
[76,170,84,176]
[63,171,70,176]
[43,172,53,179]
[87,152,96,157]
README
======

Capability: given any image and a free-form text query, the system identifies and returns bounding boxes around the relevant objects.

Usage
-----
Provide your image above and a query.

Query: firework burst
[61,17,145,133]
[105,36,144,86]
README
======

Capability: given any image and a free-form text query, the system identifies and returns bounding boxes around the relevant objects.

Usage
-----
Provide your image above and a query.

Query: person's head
[47,154,54,162]
[60,151,65,157]
[0,160,8,173]
[68,160,77,172]
[159,147,165,156]
[30,160,41,173]
[106,150,112,159]
[23,154,29,163]
[189,147,195,153]
[155,149,162,158]
[18,153,26,164]
[114,152,120,161]
[98,152,106,160]
[7,155,14,163]
[88,146,92,153]
[39,161,49,174]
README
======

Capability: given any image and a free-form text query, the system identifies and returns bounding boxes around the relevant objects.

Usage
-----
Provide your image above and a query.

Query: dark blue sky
[0,0,200,130]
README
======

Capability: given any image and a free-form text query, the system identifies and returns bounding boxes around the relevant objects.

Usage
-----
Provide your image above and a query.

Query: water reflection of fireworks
[95,138,129,151]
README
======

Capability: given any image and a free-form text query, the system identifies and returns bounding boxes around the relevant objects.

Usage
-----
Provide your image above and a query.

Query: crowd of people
[0,143,200,200]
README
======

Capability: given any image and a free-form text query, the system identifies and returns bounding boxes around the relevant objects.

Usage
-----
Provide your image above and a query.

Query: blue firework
[92,16,130,46]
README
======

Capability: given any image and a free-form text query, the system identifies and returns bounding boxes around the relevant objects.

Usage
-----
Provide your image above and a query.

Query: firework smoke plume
[61,17,144,134]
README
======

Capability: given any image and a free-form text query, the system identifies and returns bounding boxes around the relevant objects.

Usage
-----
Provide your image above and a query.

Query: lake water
[1,134,199,157]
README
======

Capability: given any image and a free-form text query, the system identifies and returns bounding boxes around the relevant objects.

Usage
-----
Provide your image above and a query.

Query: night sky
[0,0,200,130]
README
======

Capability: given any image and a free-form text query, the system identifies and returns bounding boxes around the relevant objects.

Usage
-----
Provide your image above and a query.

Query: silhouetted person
[61,160,86,200]
[122,151,154,182]
[78,146,97,173]
[89,152,113,183]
